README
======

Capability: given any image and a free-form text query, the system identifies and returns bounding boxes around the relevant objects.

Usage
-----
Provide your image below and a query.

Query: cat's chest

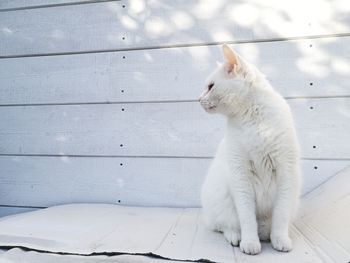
[228,121,278,154]
[238,134,278,179]
[225,123,279,176]
[249,154,276,177]
[249,155,277,209]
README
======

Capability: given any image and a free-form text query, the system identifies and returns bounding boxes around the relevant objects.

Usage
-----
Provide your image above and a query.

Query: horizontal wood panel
[0,156,348,208]
[1,0,350,56]
[0,0,111,10]
[291,98,350,159]
[0,98,349,159]
[1,38,350,106]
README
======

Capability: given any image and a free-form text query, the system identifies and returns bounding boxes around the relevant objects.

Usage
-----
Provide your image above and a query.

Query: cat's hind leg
[214,196,241,246]
[206,197,241,246]
[223,228,241,246]
[202,185,241,246]
[201,163,241,246]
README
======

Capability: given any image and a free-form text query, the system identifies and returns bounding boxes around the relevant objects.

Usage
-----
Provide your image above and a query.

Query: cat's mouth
[199,100,217,112]
[206,105,217,112]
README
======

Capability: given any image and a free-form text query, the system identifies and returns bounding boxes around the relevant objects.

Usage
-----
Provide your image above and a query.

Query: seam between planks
[0,154,349,161]
[0,95,349,108]
[0,153,213,159]
[0,204,46,209]
[0,0,120,12]
[0,100,199,107]
[301,164,350,197]
[1,33,350,59]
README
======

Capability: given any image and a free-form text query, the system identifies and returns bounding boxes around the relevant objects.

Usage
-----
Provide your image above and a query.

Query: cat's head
[199,44,256,115]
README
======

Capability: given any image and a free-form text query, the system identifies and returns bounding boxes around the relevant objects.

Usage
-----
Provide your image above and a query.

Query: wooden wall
[0,0,349,217]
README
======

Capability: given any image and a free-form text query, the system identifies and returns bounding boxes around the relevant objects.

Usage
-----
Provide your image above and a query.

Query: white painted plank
[0,156,210,207]
[1,38,350,105]
[0,155,348,207]
[0,206,37,218]
[0,98,349,158]
[1,0,350,56]
[0,102,225,157]
[290,98,350,160]
[300,160,350,196]
[295,166,350,262]
[0,0,110,10]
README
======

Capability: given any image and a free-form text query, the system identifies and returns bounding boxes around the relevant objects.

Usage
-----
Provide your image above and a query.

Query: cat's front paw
[271,234,292,252]
[239,239,261,255]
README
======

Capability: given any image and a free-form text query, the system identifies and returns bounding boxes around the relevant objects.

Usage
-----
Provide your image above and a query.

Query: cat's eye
[208,82,214,91]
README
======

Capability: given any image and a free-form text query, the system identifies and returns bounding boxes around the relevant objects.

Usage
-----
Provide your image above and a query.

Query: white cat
[200,45,301,255]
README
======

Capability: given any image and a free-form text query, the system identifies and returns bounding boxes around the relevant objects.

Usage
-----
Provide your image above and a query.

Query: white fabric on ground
[0,167,349,263]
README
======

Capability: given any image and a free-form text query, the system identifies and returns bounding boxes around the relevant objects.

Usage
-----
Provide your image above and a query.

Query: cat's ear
[222,44,241,74]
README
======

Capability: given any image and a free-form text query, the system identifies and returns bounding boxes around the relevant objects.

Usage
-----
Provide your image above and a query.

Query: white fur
[199,45,301,255]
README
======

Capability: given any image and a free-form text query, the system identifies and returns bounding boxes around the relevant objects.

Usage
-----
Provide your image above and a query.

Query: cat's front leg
[227,162,261,255]
[271,165,299,252]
